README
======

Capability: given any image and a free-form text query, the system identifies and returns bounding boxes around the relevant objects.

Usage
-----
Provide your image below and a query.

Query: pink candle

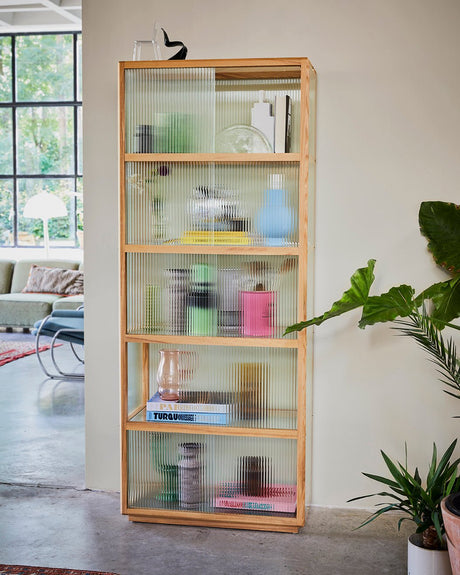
[240,291,275,337]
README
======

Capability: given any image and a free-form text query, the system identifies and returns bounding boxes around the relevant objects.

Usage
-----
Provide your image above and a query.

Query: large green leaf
[419,201,460,275]
[358,285,415,328]
[430,276,460,325]
[415,277,460,327]
[284,260,376,334]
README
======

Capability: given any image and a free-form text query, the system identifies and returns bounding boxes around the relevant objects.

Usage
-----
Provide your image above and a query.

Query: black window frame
[0,31,82,249]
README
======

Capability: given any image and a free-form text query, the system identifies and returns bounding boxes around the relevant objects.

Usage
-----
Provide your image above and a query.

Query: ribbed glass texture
[126,253,298,338]
[128,342,297,429]
[127,342,143,415]
[124,67,216,154]
[216,77,301,153]
[127,430,297,516]
[125,162,299,246]
[124,67,301,154]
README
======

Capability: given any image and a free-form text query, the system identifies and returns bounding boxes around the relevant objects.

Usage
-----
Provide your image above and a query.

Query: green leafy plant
[348,440,460,550]
[285,201,460,398]
[284,201,460,548]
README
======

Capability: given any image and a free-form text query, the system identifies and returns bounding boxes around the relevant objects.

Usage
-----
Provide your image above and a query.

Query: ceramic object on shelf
[255,174,294,246]
[240,290,275,337]
[215,125,272,154]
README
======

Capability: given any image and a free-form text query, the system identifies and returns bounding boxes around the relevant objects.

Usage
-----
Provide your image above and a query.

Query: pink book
[214,483,297,513]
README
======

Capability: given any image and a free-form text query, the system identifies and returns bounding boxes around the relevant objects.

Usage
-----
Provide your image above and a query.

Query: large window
[0,33,82,248]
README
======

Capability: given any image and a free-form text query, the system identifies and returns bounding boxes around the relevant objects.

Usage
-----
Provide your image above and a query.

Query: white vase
[408,533,452,575]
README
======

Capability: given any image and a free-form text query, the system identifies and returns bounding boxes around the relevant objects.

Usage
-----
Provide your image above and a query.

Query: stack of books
[214,483,297,513]
[146,391,230,425]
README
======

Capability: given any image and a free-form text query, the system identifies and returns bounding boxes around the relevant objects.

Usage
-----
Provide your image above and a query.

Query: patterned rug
[0,334,54,367]
[0,567,118,575]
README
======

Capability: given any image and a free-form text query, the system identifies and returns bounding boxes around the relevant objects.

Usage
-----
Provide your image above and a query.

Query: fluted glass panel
[127,342,143,415]
[216,77,301,153]
[128,342,297,429]
[125,162,299,246]
[124,67,215,153]
[124,66,302,154]
[126,253,298,338]
[127,430,297,516]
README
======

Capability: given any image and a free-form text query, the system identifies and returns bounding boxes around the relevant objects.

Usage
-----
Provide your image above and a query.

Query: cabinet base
[128,512,301,533]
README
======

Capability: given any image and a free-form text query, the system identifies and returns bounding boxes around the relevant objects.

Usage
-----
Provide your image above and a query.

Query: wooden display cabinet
[119,58,316,532]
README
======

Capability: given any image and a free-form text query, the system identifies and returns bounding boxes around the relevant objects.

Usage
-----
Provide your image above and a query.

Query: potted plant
[285,201,460,572]
[347,440,460,575]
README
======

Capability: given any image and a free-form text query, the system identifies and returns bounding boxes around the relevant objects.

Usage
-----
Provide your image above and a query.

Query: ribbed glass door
[128,430,297,517]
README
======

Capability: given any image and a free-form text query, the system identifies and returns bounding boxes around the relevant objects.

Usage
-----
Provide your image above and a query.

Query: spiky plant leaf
[348,442,460,548]
[395,313,460,399]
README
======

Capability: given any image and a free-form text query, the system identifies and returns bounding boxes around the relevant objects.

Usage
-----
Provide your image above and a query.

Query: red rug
[0,566,118,575]
[0,340,53,367]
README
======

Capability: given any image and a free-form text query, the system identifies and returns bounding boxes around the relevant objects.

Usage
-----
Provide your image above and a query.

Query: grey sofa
[0,259,84,329]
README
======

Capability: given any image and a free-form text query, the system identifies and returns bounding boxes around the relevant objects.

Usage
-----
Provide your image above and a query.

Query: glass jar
[156,349,181,400]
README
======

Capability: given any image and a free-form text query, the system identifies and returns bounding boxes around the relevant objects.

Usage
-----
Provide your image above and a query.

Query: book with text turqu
[146,410,228,425]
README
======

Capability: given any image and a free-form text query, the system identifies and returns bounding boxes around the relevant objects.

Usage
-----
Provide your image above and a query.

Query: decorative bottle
[187,263,217,336]
[255,174,294,246]
[166,268,188,334]
[178,442,203,509]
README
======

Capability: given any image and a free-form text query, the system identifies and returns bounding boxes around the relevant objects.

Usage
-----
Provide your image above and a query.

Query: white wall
[82,0,460,506]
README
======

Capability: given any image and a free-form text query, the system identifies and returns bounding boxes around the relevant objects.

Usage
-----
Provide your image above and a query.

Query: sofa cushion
[53,295,85,311]
[23,265,84,295]
[0,293,62,328]
[0,260,15,294]
[10,259,80,293]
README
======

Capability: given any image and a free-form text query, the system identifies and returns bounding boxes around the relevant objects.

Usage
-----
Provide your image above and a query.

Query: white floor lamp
[23,192,67,258]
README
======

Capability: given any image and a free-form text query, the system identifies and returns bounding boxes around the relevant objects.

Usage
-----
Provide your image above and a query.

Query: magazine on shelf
[214,482,297,513]
[147,391,231,413]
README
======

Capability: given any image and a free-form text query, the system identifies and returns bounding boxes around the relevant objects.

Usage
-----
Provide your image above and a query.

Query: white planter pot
[408,533,452,575]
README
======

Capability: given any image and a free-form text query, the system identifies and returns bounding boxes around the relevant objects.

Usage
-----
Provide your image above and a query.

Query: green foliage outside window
[0,36,12,102]
[16,35,74,102]
[0,32,82,249]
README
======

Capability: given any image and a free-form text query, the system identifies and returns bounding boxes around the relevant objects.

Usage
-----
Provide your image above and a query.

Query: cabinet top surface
[119,57,314,77]
[120,57,311,66]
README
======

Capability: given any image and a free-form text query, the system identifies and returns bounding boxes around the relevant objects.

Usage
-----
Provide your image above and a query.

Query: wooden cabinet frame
[119,58,315,533]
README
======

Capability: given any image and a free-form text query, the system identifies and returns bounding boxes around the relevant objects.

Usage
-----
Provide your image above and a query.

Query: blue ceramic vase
[255,175,293,246]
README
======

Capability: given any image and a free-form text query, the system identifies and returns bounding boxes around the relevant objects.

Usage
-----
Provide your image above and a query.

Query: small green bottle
[187,264,217,336]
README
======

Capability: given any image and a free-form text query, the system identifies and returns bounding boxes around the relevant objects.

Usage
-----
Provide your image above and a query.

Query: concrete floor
[0,335,411,575]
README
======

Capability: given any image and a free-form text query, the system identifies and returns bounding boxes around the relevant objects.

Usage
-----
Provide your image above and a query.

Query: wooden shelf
[124,153,302,163]
[125,420,298,439]
[123,244,300,256]
[127,508,301,533]
[123,334,298,348]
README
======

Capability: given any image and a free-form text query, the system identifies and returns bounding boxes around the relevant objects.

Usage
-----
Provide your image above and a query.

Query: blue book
[146,410,228,425]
